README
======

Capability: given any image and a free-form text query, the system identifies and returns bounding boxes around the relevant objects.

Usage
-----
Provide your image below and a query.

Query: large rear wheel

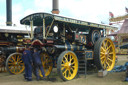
[6,53,25,74]
[94,38,116,71]
[39,52,53,77]
[57,51,78,81]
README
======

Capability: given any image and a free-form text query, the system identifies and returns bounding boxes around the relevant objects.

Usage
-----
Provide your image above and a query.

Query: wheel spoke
[103,41,106,49]
[61,67,65,70]
[106,62,110,68]
[69,69,72,75]
[62,60,65,64]
[107,57,113,62]
[17,55,19,62]
[11,56,15,62]
[71,62,75,65]
[71,67,74,71]
[8,62,13,65]
[15,66,18,72]
[70,56,73,62]
[64,55,68,62]
[103,59,107,69]
[105,40,108,48]
[100,56,105,60]
[101,58,105,64]
[18,60,23,63]
[107,45,112,51]
[109,52,113,55]
[101,47,106,52]
[61,64,65,67]
[68,70,71,77]
[13,66,15,73]
[100,52,105,55]
[100,54,105,58]
[72,66,75,69]
[20,63,24,65]
[63,69,68,76]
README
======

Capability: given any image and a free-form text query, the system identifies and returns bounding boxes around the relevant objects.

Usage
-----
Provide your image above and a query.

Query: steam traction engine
[0,26,30,73]
[19,12,117,81]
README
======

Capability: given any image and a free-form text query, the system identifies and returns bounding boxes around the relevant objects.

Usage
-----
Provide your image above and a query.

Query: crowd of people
[22,45,45,81]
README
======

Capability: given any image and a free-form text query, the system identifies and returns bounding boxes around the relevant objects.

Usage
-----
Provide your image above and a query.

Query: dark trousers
[35,64,45,79]
[24,64,32,80]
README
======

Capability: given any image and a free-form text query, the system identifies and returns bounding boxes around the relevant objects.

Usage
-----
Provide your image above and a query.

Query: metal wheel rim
[39,52,53,77]
[100,38,115,71]
[7,53,25,74]
[61,52,78,80]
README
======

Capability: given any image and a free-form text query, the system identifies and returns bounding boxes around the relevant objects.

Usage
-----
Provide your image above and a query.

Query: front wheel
[6,53,25,74]
[57,51,78,81]
[94,38,116,71]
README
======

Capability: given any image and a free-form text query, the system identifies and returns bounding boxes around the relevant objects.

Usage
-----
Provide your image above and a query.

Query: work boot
[27,79,32,81]
[23,74,28,80]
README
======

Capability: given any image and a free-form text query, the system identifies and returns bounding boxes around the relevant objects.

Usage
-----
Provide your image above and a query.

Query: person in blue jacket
[33,48,45,80]
[22,45,33,81]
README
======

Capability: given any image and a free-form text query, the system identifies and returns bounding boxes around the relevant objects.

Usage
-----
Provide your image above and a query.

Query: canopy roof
[118,19,128,34]
[20,12,117,30]
[109,19,128,36]
[109,14,128,22]
[0,26,30,34]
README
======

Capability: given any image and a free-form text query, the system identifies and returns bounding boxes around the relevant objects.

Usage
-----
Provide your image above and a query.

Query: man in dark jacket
[22,45,33,81]
[33,48,45,80]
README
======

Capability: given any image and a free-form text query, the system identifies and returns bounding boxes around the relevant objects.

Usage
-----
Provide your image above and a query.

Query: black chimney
[6,0,12,26]
[52,0,59,14]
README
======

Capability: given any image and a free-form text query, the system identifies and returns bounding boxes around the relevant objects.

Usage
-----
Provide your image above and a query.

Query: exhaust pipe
[52,0,60,14]
[6,0,12,26]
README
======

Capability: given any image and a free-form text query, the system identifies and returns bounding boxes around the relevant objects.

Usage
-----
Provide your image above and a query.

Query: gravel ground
[0,55,128,85]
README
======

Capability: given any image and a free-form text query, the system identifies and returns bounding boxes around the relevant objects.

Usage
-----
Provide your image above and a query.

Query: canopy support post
[30,21,33,39]
[46,19,55,38]
[43,18,46,39]
[63,24,65,43]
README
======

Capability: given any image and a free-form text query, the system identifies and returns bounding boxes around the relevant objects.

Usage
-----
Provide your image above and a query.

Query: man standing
[33,48,45,80]
[22,45,33,81]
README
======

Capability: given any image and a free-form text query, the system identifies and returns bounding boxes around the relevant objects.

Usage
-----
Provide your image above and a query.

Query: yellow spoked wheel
[57,51,78,81]
[39,52,53,77]
[6,53,25,74]
[94,38,116,71]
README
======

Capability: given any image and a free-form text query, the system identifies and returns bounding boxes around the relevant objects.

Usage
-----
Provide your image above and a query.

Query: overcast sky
[0,0,128,26]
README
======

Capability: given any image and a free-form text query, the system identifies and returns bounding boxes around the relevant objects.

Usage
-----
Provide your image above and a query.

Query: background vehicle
[0,26,30,73]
